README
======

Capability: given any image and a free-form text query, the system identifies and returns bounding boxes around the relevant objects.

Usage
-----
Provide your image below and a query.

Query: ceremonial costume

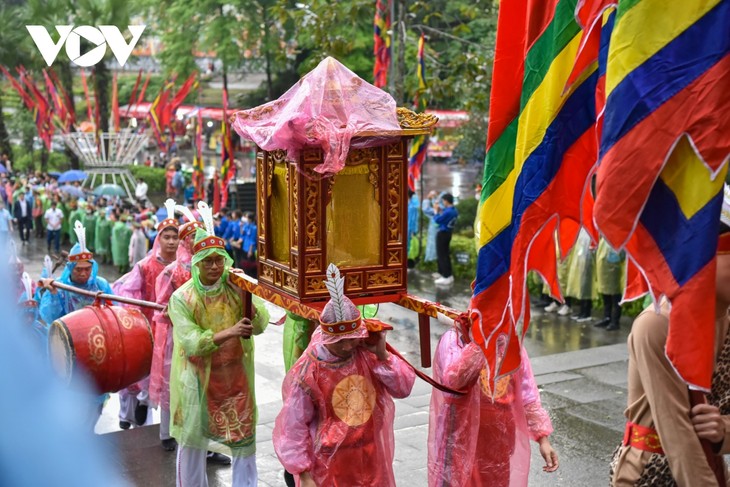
[149,204,203,445]
[39,223,113,325]
[273,265,415,487]
[428,329,553,487]
[94,210,112,263]
[114,200,179,429]
[168,202,269,487]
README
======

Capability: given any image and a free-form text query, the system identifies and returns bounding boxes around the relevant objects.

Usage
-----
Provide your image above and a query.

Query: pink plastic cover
[231,57,401,175]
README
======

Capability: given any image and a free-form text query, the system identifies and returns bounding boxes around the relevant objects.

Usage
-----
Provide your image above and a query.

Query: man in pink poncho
[273,264,416,487]
[114,199,179,430]
[148,204,203,451]
[428,317,559,487]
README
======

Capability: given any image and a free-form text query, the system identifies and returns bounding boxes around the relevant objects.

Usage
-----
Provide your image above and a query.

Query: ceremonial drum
[48,304,153,393]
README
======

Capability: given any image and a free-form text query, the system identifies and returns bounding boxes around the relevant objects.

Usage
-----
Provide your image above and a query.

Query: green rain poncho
[596,237,625,296]
[111,219,132,267]
[94,211,112,260]
[566,229,596,300]
[168,228,269,456]
[82,210,97,252]
[68,204,85,245]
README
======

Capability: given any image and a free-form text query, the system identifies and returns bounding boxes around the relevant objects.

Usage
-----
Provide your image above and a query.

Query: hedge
[129,165,168,193]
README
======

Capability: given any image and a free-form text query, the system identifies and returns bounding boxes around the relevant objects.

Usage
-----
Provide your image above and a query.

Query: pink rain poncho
[428,329,553,487]
[148,236,193,410]
[231,56,402,175]
[273,339,415,486]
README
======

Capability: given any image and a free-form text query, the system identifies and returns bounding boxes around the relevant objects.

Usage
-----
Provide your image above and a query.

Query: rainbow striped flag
[373,0,391,88]
[148,80,173,152]
[593,0,730,390]
[407,34,428,191]
[471,0,601,391]
[193,110,205,200]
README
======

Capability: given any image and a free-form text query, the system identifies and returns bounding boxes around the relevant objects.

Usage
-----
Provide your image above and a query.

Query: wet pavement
[15,213,632,486]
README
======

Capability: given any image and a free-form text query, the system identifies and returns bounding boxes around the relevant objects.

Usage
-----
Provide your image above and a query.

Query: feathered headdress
[176,204,204,240]
[69,221,93,262]
[192,201,226,254]
[20,272,36,306]
[319,263,363,336]
[158,198,179,232]
[42,255,54,279]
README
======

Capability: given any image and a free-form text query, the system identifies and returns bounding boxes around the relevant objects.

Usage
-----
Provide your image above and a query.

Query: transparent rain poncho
[566,228,596,300]
[167,236,269,457]
[427,329,553,487]
[231,57,402,175]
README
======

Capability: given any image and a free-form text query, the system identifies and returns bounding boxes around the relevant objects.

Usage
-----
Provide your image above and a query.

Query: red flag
[136,72,151,104]
[112,73,120,132]
[170,72,198,112]
[373,0,391,88]
[219,88,235,209]
[48,68,75,130]
[80,69,94,123]
[125,69,143,118]
[0,66,35,110]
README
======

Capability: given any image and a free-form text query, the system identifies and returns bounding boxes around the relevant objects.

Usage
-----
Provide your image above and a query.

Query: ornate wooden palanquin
[254,109,436,304]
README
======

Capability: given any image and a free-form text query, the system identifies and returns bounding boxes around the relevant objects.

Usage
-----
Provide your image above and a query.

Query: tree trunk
[94,62,110,134]
[394,0,407,105]
[40,145,48,173]
[0,94,11,158]
[58,63,80,169]
[262,4,273,101]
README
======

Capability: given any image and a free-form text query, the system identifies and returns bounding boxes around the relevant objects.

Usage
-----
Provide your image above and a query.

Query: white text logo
[26,25,146,67]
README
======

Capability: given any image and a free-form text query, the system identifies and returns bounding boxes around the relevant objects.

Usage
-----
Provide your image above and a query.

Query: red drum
[48,304,153,393]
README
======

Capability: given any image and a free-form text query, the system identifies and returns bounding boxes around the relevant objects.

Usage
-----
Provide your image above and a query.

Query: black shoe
[606,322,620,331]
[119,420,131,430]
[207,452,231,465]
[134,403,148,426]
[161,438,177,451]
[593,317,610,328]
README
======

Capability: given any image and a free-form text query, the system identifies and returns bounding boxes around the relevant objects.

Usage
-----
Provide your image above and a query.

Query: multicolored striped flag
[593,0,730,390]
[373,0,391,88]
[192,110,205,200]
[219,87,235,210]
[148,79,173,152]
[470,0,600,392]
[407,34,428,191]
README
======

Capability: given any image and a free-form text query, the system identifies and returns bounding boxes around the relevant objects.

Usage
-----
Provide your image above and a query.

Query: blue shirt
[242,222,257,254]
[433,206,458,232]
[0,208,11,231]
[215,216,229,237]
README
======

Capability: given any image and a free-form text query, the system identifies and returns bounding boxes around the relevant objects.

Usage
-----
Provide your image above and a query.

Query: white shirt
[18,199,28,218]
[44,207,63,231]
[135,182,148,199]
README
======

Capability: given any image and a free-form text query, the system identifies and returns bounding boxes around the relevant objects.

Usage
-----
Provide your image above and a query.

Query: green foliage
[454,197,477,235]
[12,145,71,172]
[453,112,488,165]
[129,164,167,193]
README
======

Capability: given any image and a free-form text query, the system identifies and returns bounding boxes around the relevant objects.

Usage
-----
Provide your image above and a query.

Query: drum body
[49,304,153,393]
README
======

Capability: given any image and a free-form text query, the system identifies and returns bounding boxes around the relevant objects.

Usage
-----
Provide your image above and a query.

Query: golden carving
[270,149,288,164]
[87,324,106,366]
[283,273,298,292]
[291,168,299,244]
[257,156,266,239]
[368,162,380,202]
[387,249,401,265]
[266,157,274,198]
[291,253,298,270]
[261,264,274,282]
[275,268,282,286]
[367,270,401,288]
[305,277,328,293]
[346,273,363,291]
[304,179,319,248]
[303,149,322,163]
[305,255,321,273]
[386,162,402,243]
[347,147,378,166]
[387,142,402,158]
[396,107,439,130]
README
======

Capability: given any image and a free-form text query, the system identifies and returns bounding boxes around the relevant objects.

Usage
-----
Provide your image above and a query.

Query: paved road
[15,232,631,486]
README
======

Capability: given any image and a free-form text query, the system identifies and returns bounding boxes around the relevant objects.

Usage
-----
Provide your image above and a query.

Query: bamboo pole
[42,279,165,311]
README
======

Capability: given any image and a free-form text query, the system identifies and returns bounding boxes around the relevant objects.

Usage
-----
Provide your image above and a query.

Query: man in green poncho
[82,203,97,252]
[94,208,112,264]
[67,200,85,245]
[111,214,132,273]
[168,201,269,487]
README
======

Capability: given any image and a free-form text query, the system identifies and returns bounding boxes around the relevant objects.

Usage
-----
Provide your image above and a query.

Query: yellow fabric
[326,165,381,266]
[270,162,290,263]
[606,0,720,96]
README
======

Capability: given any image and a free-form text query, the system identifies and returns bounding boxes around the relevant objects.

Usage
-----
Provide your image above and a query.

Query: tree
[0,3,29,158]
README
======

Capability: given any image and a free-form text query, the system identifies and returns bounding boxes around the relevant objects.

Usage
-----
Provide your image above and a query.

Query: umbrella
[93,184,126,198]
[48,172,62,179]
[58,170,87,183]
[59,185,85,199]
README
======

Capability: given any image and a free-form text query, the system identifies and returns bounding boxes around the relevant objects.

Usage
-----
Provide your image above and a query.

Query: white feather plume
[43,255,53,278]
[175,204,197,223]
[324,263,346,322]
[197,201,215,236]
[74,221,87,253]
[8,240,18,263]
[21,272,33,299]
[164,198,177,221]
